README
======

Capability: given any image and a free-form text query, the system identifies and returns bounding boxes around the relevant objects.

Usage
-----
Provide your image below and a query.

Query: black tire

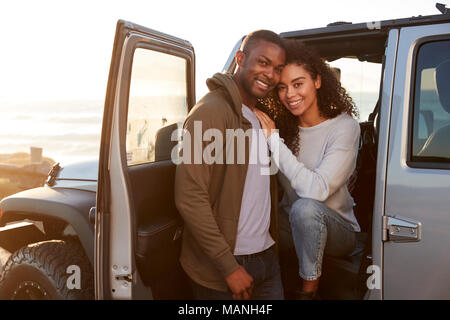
[0,239,94,300]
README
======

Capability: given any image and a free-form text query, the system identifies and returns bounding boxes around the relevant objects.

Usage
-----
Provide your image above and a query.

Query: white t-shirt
[268,113,361,232]
[234,105,275,255]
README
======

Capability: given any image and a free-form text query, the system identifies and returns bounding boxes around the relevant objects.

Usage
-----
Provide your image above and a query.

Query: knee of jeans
[289,198,323,227]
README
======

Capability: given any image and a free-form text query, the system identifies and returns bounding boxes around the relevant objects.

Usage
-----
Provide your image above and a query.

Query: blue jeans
[190,245,284,300]
[279,198,356,281]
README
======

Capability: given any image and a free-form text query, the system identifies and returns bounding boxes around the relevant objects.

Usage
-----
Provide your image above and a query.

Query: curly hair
[257,40,358,156]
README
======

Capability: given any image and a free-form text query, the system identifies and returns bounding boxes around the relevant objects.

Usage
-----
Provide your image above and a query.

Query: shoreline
[0,152,55,200]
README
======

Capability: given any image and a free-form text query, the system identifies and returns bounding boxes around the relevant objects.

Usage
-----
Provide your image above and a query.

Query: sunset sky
[0,0,439,102]
[0,0,442,164]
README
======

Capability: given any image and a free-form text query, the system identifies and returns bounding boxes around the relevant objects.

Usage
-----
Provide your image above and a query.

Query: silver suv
[0,4,449,300]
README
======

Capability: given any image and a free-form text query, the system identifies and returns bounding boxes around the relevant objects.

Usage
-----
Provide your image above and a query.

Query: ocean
[0,92,379,166]
[0,99,103,165]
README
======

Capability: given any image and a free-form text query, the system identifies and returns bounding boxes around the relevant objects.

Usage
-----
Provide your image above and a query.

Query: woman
[254,40,360,299]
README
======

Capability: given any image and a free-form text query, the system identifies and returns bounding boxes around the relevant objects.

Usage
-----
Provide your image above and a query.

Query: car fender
[0,186,95,265]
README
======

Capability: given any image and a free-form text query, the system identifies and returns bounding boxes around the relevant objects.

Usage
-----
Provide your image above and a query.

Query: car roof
[278,11,450,63]
[281,12,450,40]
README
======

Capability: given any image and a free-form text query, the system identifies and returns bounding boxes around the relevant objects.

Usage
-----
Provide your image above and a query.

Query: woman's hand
[254,109,277,138]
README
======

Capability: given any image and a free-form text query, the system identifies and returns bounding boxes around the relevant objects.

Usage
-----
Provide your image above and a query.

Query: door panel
[129,161,190,299]
[96,20,195,299]
[383,24,450,299]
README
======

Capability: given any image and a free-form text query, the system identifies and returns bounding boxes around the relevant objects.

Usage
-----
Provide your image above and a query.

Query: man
[175,30,286,300]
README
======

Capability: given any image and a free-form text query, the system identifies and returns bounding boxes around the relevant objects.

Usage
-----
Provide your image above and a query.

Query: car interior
[276,32,387,299]
[415,58,450,160]
[130,123,191,299]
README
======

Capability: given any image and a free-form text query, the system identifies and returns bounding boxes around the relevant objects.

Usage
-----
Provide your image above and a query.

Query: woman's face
[277,64,321,118]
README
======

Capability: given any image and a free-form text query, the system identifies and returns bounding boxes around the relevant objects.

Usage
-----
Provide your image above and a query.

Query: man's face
[237,40,286,101]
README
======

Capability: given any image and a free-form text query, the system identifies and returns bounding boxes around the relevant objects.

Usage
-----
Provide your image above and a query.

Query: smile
[288,99,303,107]
[256,79,270,89]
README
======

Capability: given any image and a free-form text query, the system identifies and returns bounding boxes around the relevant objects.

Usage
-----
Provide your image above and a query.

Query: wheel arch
[0,187,95,265]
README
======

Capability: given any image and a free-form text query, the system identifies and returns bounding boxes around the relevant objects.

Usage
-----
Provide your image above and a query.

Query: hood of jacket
[206,72,244,119]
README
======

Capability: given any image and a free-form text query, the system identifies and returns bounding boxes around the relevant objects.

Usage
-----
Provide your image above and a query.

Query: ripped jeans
[279,198,356,281]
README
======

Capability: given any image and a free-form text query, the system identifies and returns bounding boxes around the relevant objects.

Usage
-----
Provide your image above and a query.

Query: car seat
[418,59,450,158]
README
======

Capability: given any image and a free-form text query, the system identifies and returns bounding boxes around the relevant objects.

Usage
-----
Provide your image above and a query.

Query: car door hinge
[383,215,422,242]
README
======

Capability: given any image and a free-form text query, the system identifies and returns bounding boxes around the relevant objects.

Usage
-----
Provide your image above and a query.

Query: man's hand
[225,265,254,300]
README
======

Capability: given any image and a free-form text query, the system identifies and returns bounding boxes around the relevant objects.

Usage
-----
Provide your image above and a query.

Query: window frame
[407,35,450,170]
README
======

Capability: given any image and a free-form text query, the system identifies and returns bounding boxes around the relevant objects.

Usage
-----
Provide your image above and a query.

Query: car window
[328,58,382,122]
[410,40,450,167]
[126,48,188,166]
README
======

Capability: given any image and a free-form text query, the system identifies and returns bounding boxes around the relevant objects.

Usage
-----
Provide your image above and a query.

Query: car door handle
[383,215,422,242]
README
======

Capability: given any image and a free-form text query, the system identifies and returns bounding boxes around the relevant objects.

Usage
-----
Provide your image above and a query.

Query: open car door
[96,20,195,299]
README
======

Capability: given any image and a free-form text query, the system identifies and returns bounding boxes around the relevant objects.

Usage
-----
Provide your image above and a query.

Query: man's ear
[235,50,245,67]
[315,74,322,89]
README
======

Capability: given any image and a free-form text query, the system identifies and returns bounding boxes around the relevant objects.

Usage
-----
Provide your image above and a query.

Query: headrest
[436,59,450,114]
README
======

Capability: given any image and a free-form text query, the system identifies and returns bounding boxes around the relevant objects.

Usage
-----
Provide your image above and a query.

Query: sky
[0,0,444,164]
[0,0,441,103]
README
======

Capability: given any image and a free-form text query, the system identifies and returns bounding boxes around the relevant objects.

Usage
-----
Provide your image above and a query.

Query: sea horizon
[0,92,380,166]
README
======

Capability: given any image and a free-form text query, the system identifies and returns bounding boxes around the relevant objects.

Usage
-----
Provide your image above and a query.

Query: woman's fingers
[259,111,274,126]
[254,109,276,138]
[254,110,270,124]
[254,111,267,127]
[260,111,271,122]
[259,111,275,128]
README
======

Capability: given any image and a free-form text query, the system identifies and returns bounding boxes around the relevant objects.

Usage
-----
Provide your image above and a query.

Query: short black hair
[240,30,286,54]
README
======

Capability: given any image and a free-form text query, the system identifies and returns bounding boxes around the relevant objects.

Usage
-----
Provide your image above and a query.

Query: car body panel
[0,186,95,265]
[383,22,450,299]
[52,160,98,192]
[364,28,400,300]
